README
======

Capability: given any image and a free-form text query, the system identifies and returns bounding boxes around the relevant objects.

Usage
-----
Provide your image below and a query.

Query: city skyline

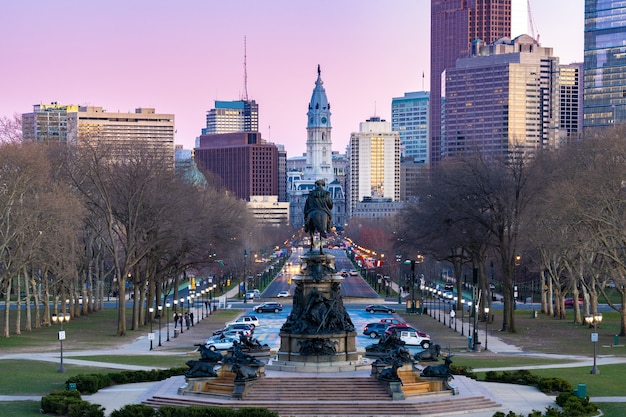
[1,0,583,157]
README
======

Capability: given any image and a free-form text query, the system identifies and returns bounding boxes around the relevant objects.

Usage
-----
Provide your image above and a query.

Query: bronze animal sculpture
[185,360,218,378]
[303,179,333,254]
[415,344,441,362]
[421,355,454,380]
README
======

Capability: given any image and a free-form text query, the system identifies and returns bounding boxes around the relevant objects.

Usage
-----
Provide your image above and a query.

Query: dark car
[212,323,254,337]
[365,304,396,314]
[564,298,583,308]
[362,322,390,338]
[253,302,283,313]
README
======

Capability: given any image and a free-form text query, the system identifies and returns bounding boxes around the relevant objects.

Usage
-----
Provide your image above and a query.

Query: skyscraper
[391,91,430,163]
[347,116,401,218]
[583,1,626,128]
[203,100,259,135]
[443,35,561,158]
[430,0,512,164]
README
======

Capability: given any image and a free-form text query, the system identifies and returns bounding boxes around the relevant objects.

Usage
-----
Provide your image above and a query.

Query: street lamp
[51,313,70,373]
[179,298,184,333]
[460,299,465,336]
[157,305,163,347]
[165,302,171,341]
[148,307,154,351]
[484,307,490,350]
[584,313,603,374]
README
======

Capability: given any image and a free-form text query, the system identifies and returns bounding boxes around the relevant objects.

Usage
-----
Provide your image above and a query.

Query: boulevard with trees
[0,116,290,338]
[395,127,626,336]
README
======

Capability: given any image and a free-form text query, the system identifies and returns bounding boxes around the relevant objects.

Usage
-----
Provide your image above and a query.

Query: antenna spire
[243,36,249,101]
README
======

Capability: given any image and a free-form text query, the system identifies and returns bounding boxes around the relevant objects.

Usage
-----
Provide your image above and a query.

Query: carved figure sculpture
[196,344,223,362]
[421,355,454,380]
[415,344,441,362]
[303,179,333,253]
[231,363,259,381]
[184,360,218,378]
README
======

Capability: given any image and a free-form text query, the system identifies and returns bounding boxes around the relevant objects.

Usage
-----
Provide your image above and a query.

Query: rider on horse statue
[304,179,333,237]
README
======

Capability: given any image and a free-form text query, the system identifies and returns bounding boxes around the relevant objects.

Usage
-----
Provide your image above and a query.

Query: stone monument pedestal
[275,251,358,369]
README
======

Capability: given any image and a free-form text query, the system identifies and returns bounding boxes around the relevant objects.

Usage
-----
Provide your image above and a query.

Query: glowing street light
[584,313,603,374]
[51,313,70,373]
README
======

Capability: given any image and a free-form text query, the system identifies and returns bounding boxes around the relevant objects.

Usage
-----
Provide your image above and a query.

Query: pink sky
[0,0,583,157]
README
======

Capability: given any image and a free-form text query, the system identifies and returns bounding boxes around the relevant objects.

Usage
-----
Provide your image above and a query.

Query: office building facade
[430,0,512,164]
[203,100,259,134]
[443,35,561,158]
[391,91,430,163]
[347,117,401,218]
[194,132,278,201]
[583,1,626,128]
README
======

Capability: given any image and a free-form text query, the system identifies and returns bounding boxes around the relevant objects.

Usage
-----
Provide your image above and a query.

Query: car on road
[212,323,254,337]
[253,302,283,313]
[564,298,583,307]
[340,270,349,277]
[246,289,261,300]
[226,315,260,328]
[365,304,396,314]
[204,335,238,351]
[276,290,290,298]
[349,270,359,276]
[362,322,390,338]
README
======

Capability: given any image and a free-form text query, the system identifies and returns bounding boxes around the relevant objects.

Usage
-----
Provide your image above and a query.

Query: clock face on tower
[321,116,327,124]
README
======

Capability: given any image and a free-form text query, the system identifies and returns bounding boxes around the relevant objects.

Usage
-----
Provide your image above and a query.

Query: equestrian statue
[303,179,333,254]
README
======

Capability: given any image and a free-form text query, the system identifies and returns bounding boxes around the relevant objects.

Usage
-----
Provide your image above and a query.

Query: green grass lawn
[68,354,194,368]
[0,401,42,417]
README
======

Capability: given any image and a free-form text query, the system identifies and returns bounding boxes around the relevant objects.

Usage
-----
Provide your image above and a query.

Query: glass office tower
[584,1,626,128]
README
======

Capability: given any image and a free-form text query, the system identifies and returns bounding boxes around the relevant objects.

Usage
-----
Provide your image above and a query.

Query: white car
[226,315,260,328]
[204,335,238,351]
[276,290,290,298]
[399,330,431,349]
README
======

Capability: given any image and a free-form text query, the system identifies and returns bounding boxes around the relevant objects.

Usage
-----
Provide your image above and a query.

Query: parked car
[362,322,390,338]
[253,302,283,313]
[385,324,419,337]
[212,323,254,337]
[365,304,396,314]
[204,335,238,351]
[226,315,260,328]
[398,329,431,349]
[379,318,406,326]
[276,290,291,298]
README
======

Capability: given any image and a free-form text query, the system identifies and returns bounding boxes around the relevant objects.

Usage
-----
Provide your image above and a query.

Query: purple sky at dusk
[1,0,583,157]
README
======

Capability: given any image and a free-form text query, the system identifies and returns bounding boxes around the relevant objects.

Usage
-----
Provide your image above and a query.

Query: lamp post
[584,313,603,374]
[467,301,472,339]
[179,298,184,334]
[460,299,465,336]
[51,313,70,373]
[396,253,403,305]
[484,307,490,350]
[453,297,458,331]
[438,291,442,322]
[243,249,248,303]
[148,307,154,351]
[165,302,171,341]
[157,305,163,347]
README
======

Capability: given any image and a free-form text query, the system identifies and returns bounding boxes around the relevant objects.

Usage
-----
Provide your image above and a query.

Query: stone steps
[144,394,501,416]
[143,375,502,416]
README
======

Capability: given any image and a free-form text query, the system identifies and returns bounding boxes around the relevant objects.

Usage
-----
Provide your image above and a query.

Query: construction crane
[528,0,540,44]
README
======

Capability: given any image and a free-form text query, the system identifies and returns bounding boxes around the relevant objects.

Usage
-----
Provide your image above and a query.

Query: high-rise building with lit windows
[347,117,401,218]
[430,0,512,164]
[583,1,626,129]
[203,100,258,134]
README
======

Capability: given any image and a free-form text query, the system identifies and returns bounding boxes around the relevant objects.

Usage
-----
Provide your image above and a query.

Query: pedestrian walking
[174,312,179,329]
[190,311,194,326]
[184,312,190,330]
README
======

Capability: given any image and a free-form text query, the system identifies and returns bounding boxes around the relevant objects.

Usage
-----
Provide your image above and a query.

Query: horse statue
[303,179,333,254]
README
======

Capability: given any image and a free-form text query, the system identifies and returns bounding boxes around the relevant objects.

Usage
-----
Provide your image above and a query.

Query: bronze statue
[304,179,333,253]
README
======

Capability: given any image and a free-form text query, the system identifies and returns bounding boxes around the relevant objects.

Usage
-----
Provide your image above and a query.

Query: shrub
[538,377,573,394]
[110,404,157,417]
[68,401,105,417]
[450,364,477,379]
[41,390,82,415]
